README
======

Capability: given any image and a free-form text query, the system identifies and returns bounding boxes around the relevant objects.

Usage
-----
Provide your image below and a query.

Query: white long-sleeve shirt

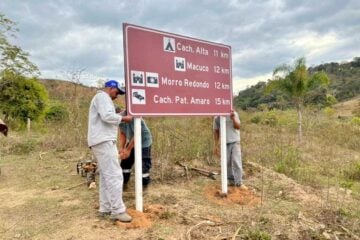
[87,90,122,147]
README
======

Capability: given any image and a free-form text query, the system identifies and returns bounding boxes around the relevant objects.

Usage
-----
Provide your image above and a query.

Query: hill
[333,96,360,117]
[39,79,97,102]
[309,57,360,101]
[235,57,360,110]
[39,79,126,109]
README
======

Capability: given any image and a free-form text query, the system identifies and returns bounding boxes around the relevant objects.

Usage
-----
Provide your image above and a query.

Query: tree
[0,13,39,75]
[0,13,47,124]
[266,57,330,142]
[0,71,48,122]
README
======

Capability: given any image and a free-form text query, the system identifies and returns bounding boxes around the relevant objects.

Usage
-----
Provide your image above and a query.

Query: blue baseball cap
[104,80,125,95]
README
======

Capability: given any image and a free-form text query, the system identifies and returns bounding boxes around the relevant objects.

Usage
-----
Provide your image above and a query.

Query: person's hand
[121,115,133,123]
[119,151,126,160]
[119,150,127,160]
[120,149,131,160]
[230,110,236,120]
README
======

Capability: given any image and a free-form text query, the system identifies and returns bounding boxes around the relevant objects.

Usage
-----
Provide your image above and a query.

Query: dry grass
[333,96,360,117]
[1,141,358,239]
[1,95,360,239]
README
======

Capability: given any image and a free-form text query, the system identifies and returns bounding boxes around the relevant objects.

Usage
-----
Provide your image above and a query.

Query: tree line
[234,57,360,111]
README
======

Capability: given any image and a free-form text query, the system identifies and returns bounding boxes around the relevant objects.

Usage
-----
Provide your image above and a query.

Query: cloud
[233,73,273,93]
[0,0,359,92]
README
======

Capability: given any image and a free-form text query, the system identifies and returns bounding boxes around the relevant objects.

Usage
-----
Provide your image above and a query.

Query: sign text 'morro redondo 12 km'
[123,23,233,116]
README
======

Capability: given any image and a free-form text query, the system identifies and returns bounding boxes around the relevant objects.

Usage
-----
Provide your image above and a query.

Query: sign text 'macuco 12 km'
[123,23,233,116]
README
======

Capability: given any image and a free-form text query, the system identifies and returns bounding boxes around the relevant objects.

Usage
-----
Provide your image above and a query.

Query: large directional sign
[123,23,232,116]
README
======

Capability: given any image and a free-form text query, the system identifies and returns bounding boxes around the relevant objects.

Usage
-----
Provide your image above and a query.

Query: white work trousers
[91,141,126,214]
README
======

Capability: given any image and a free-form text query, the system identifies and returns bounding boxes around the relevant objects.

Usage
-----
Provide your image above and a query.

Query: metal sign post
[134,117,143,211]
[220,116,228,194]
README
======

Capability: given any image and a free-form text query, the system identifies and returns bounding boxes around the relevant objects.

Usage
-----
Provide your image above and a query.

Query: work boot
[110,212,132,222]
[236,184,248,190]
[228,180,235,186]
[98,211,111,219]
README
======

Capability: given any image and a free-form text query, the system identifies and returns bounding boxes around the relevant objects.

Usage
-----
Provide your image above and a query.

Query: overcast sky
[1,0,359,93]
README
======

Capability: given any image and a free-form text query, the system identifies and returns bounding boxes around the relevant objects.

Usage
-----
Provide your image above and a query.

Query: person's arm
[230,110,241,129]
[213,117,220,156]
[119,131,128,159]
[125,137,135,152]
[121,116,133,123]
[95,93,133,124]
[119,132,126,150]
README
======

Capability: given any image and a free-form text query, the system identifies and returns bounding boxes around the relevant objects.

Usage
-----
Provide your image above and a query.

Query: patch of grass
[151,193,178,205]
[300,229,327,240]
[343,162,360,181]
[273,146,300,178]
[351,116,360,125]
[159,211,176,220]
[242,228,272,240]
[340,180,354,190]
[9,139,38,155]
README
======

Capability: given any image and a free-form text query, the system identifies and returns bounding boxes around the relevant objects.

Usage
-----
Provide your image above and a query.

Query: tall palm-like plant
[266,57,330,142]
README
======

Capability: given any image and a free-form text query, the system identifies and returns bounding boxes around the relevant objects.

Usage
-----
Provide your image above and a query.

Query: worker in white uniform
[87,80,133,222]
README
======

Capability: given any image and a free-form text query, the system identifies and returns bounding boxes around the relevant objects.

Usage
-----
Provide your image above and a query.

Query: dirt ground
[204,185,260,206]
[0,148,359,239]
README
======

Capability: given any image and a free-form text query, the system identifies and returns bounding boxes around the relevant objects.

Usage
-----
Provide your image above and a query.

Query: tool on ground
[177,162,218,180]
[76,160,97,186]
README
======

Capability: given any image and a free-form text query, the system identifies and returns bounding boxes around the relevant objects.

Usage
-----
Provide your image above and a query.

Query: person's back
[119,118,152,148]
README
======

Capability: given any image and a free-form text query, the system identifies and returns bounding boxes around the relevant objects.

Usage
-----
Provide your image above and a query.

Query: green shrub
[340,180,354,189]
[263,111,278,127]
[257,104,268,112]
[325,94,337,106]
[45,102,68,122]
[250,115,261,124]
[244,229,272,240]
[0,72,48,122]
[351,117,360,126]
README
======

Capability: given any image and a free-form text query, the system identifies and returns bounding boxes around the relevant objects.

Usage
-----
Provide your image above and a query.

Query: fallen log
[177,162,218,180]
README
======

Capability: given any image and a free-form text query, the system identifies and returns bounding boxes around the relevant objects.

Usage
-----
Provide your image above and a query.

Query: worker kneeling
[119,110,152,190]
